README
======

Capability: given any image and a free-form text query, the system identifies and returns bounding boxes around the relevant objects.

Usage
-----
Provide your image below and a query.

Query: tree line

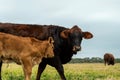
[69,57,120,63]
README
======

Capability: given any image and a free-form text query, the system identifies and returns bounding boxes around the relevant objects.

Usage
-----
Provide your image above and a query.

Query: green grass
[1,63,120,80]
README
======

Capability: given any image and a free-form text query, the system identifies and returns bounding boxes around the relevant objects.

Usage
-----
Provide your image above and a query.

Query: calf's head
[60,25,93,52]
[44,37,54,58]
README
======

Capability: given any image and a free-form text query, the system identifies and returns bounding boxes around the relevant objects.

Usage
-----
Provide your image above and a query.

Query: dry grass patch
[1,63,120,80]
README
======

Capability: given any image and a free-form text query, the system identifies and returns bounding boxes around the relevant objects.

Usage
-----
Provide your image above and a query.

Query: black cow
[0,23,93,80]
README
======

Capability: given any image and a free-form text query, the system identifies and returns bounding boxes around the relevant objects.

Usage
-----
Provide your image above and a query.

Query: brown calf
[0,32,54,80]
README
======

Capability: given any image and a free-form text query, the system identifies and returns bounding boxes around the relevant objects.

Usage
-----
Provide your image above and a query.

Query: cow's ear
[48,37,54,44]
[82,32,93,39]
[60,30,69,39]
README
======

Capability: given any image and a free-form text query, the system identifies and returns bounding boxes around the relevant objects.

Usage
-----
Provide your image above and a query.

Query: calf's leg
[22,58,32,80]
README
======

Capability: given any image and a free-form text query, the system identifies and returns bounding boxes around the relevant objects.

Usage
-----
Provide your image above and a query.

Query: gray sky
[0,0,120,58]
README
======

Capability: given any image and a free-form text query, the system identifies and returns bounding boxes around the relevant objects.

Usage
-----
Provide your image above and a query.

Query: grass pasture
[1,63,120,80]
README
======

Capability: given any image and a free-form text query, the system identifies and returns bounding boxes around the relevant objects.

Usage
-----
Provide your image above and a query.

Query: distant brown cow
[0,32,54,80]
[104,53,115,66]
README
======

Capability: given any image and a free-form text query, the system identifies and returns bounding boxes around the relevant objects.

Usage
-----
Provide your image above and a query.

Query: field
[1,63,120,80]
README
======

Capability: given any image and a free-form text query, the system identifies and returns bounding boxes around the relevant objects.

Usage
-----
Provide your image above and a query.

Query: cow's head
[60,25,93,52]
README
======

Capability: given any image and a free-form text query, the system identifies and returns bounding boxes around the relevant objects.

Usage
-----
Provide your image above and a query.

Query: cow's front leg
[22,58,32,80]
[0,61,2,80]
[49,57,66,80]
[104,60,107,66]
[54,63,66,80]
[36,60,47,80]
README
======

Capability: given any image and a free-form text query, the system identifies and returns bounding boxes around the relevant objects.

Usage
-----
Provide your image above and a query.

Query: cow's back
[0,23,50,40]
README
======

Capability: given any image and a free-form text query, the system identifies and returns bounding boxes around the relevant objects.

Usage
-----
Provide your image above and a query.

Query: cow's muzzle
[73,46,81,52]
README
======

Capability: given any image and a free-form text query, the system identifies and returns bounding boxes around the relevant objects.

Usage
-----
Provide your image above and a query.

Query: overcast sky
[0,0,120,58]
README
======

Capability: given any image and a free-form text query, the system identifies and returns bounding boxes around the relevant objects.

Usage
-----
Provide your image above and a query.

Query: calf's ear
[82,32,93,39]
[48,37,54,44]
[60,30,69,39]
[30,37,39,42]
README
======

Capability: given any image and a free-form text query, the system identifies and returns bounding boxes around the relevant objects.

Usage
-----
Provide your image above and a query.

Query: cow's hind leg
[0,61,2,80]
